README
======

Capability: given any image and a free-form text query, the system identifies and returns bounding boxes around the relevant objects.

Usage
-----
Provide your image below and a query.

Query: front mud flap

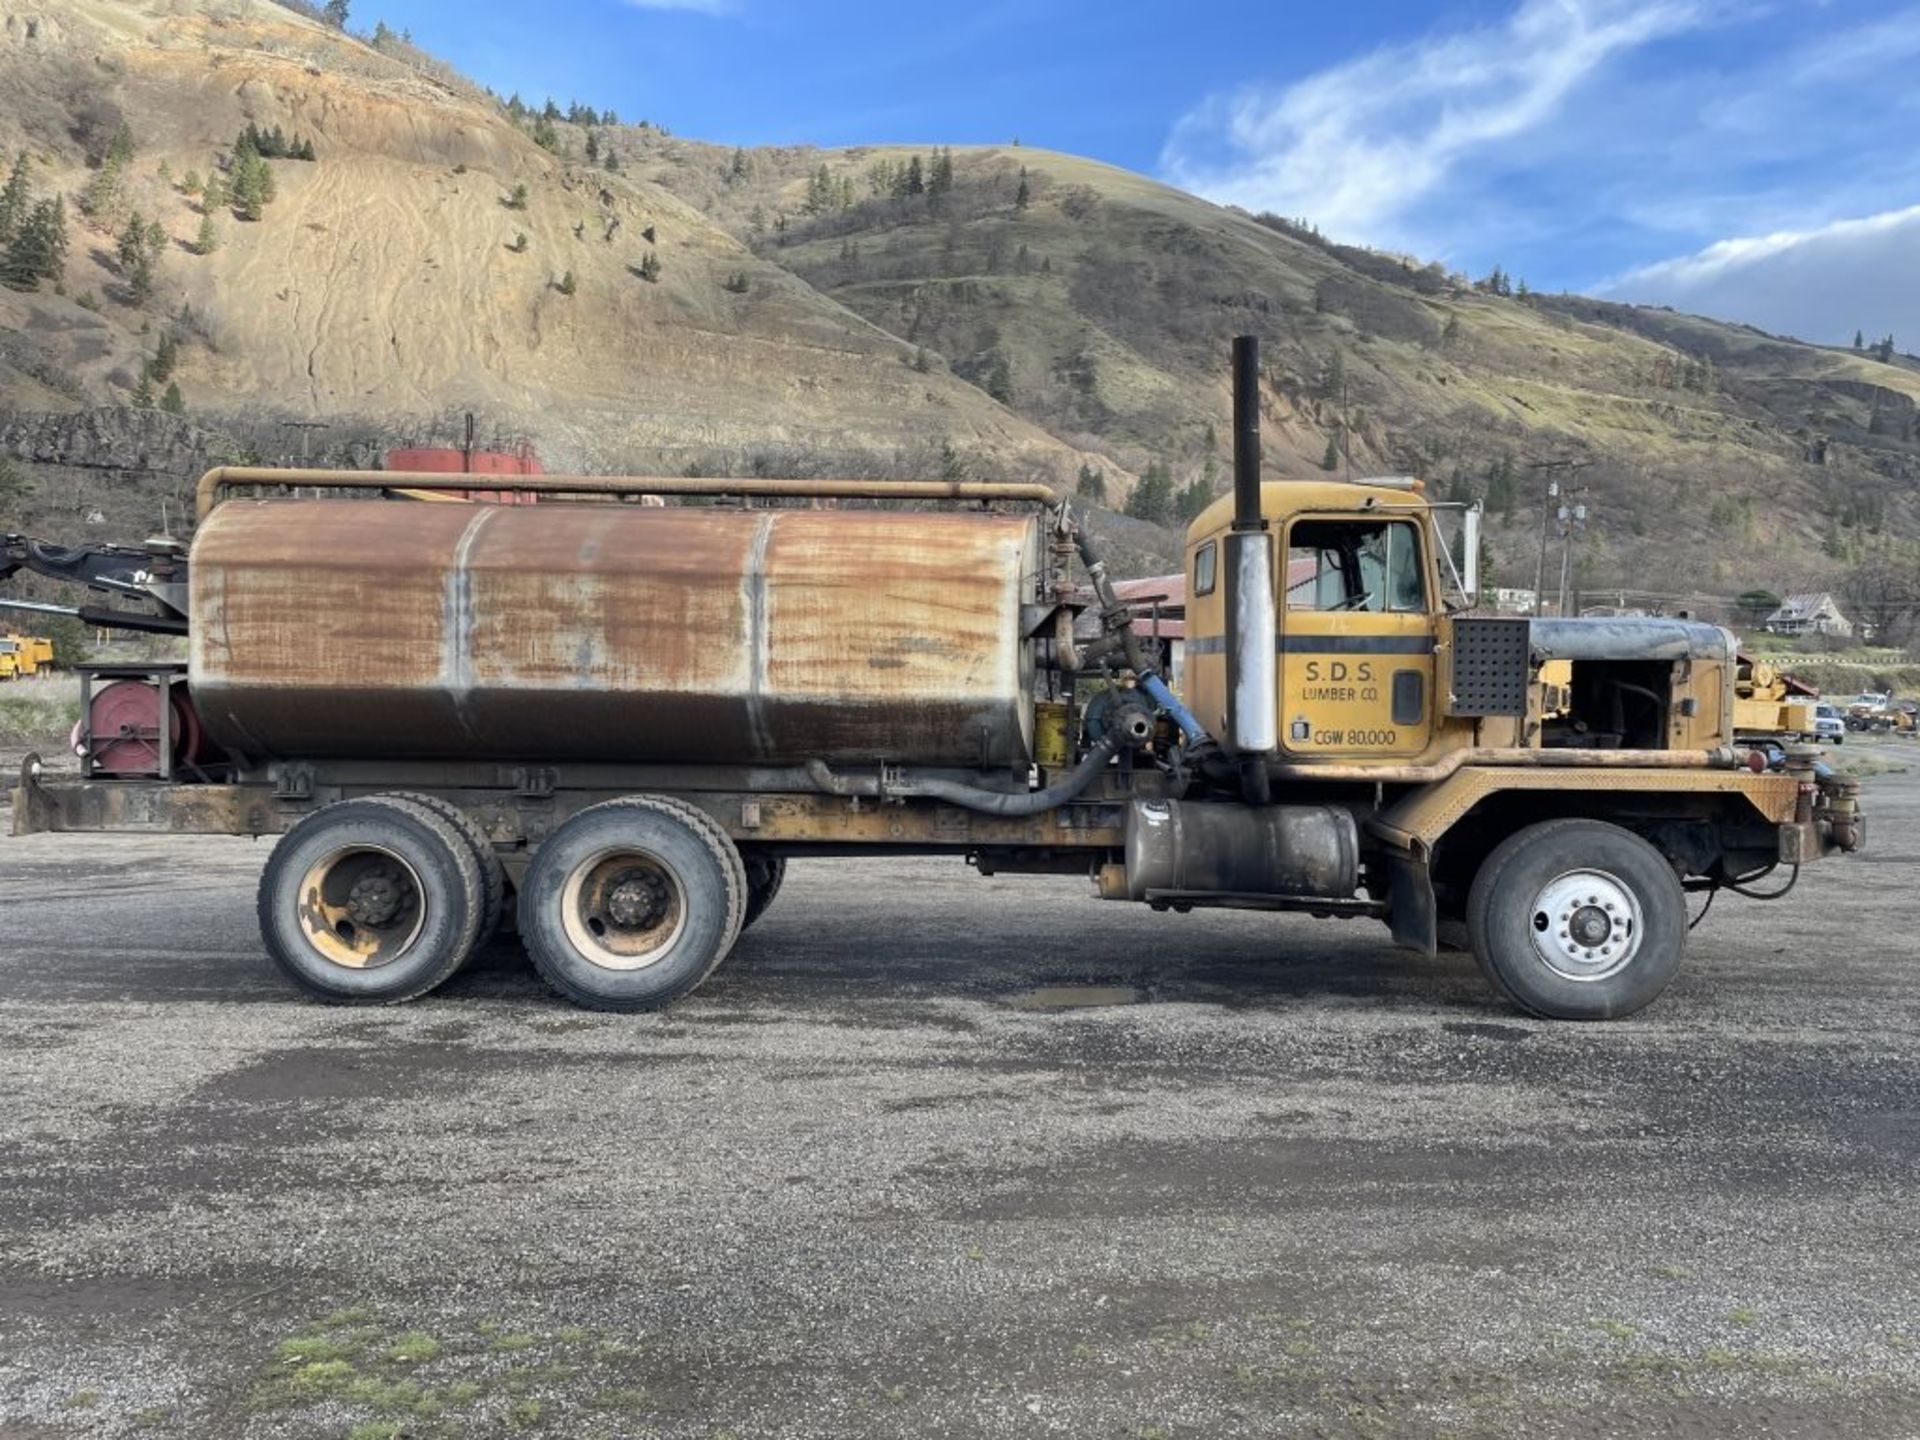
[1385,848,1437,957]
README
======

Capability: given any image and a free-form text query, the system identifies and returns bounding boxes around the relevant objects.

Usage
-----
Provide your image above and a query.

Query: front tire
[1466,818,1685,1020]
[519,796,747,1011]
[257,796,487,1004]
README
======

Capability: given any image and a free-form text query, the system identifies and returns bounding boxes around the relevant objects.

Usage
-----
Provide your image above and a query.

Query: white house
[1763,593,1853,638]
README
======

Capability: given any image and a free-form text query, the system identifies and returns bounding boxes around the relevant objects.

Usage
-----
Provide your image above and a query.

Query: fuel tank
[188,499,1039,766]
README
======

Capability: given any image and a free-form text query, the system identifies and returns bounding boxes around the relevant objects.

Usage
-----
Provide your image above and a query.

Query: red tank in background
[385,441,543,504]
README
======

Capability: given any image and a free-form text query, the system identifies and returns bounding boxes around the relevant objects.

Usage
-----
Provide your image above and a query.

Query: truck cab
[1186,481,1444,761]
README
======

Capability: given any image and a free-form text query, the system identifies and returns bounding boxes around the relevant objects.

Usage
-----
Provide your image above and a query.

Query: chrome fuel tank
[189,499,1039,766]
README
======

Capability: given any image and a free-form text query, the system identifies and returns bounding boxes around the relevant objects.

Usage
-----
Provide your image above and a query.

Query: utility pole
[1527,458,1591,615]
[1556,496,1589,617]
[1532,475,1558,615]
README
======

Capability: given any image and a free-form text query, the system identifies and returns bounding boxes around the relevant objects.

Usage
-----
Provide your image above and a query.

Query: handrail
[195,467,1057,519]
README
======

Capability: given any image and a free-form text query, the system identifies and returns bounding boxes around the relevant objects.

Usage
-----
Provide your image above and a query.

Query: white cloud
[1603,204,1920,345]
[1160,0,1707,246]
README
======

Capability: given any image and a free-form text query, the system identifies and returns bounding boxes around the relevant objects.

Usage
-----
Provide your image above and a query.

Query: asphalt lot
[2,751,1918,1439]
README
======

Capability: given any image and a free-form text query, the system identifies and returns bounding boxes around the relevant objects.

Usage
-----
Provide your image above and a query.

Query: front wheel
[1466,818,1686,1020]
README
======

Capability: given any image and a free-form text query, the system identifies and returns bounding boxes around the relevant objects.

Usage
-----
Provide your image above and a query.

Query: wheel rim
[1528,868,1643,982]
[296,844,427,970]
[560,846,687,970]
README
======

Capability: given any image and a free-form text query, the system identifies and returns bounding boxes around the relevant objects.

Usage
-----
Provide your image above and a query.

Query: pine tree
[637,250,661,283]
[508,231,528,253]
[1320,433,1341,471]
[585,131,600,164]
[230,152,275,221]
[193,212,218,255]
[201,172,227,213]
[160,380,184,414]
[1176,477,1213,523]
[0,152,30,246]
[1075,464,1106,502]
[0,210,46,289]
[81,153,128,223]
[1319,349,1345,400]
[41,195,66,276]
[1853,329,1865,350]
[117,212,150,272]
[1015,168,1030,210]
[5,196,69,289]
[929,146,955,196]
[531,115,559,152]
[151,332,179,382]
[1124,461,1175,525]
[105,122,135,168]
[126,249,154,306]
[983,350,1013,403]
[729,147,749,182]
[506,181,529,210]
[603,147,620,173]
[131,366,155,408]
[904,155,924,197]
[556,269,576,296]
[323,0,349,28]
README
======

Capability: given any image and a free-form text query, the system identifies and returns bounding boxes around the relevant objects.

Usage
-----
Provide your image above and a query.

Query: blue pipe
[1138,672,1209,746]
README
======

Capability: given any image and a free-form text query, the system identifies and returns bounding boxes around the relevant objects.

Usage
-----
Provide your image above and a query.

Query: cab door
[1278,514,1435,758]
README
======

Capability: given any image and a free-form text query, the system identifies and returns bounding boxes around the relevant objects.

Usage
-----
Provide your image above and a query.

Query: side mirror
[1461,503,1482,607]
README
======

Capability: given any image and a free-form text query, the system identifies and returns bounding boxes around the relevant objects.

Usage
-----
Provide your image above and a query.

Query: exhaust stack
[1224,336,1277,789]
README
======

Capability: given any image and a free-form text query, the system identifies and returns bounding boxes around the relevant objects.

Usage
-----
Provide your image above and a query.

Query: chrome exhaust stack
[1225,335,1277,802]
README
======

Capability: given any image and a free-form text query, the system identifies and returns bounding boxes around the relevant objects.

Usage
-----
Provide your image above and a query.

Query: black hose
[1726,864,1799,901]
[805,739,1119,818]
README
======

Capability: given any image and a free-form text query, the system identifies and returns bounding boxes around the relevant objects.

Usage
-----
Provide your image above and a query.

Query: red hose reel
[72,678,208,776]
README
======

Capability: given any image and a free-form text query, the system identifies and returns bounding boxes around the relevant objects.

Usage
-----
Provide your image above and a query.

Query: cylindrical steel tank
[189,500,1039,766]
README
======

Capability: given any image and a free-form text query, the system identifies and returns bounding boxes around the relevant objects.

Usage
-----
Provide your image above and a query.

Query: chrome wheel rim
[560,847,687,971]
[296,844,426,970]
[1528,868,1642,982]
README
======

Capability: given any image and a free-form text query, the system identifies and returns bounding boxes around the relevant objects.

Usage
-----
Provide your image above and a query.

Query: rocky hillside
[0,0,1110,494]
[2,0,1916,602]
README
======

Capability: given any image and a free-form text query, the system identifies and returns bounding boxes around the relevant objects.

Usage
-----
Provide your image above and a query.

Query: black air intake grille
[1449,616,1531,716]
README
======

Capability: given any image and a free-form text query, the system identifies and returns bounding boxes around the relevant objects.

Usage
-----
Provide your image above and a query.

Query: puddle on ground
[1003,985,1145,1010]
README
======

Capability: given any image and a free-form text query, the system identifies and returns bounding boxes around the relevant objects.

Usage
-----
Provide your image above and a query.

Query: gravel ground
[1,749,1917,1439]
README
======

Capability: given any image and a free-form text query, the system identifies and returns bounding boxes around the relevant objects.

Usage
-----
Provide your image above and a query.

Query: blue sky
[356,0,1920,345]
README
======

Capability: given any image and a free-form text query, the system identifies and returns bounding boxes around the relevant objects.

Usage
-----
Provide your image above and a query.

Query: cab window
[1193,540,1217,597]
[1286,519,1426,613]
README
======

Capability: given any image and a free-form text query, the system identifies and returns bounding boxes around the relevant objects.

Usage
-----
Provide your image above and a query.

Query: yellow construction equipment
[2,635,54,677]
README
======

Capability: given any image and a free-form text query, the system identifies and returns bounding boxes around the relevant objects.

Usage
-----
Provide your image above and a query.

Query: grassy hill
[639,140,1920,598]
[3,0,1917,603]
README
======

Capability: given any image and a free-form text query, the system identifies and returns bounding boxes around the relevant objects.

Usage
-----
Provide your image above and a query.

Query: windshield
[1286,519,1426,614]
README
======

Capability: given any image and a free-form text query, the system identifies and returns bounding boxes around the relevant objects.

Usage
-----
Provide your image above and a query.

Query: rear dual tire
[257,796,488,1005]
[518,796,747,1012]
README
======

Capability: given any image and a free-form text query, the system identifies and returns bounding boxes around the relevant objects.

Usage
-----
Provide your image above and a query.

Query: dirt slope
[0,0,1110,486]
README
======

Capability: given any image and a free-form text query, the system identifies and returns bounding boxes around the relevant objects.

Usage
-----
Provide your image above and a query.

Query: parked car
[1813,703,1846,745]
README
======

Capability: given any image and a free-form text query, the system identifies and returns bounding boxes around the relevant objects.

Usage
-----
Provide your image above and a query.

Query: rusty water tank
[187,500,1039,766]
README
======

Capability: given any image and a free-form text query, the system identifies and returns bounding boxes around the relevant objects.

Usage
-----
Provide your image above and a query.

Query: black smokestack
[1232,334,1263,531]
